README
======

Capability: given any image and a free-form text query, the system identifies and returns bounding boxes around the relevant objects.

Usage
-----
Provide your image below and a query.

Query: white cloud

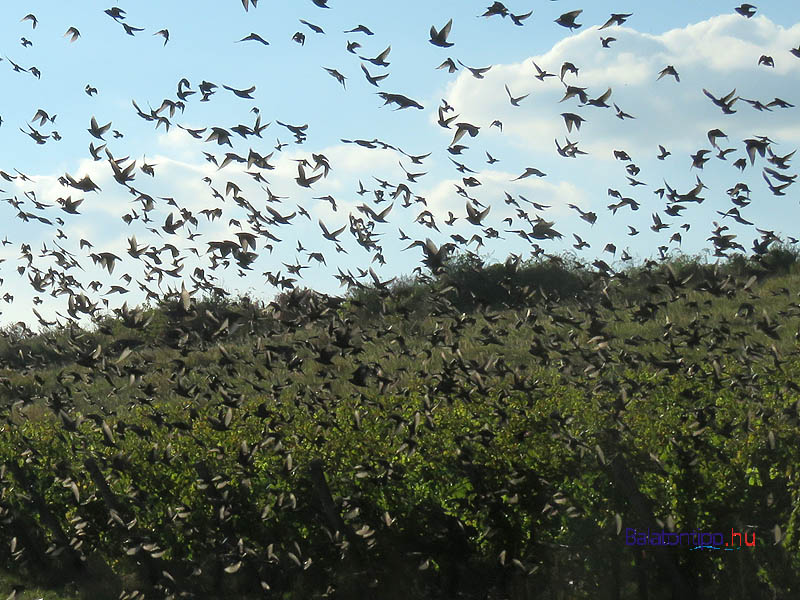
[656,15,800,75]
[443,14,800,158]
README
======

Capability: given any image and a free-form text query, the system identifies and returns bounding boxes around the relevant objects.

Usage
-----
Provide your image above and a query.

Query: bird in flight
[560,84,589,104]
[532,61,555,81]
[154,29,170,45]
[555,10,582,30]
[344,24,374,35]
[561,113,585,132]
[299,19,325,34]
[21,13,37,28]
[361,45,391,66]
[512,167,546,180]
[323,67,347,89]
[437,58,457,72]
[657,65,680,82]
[64,27,81,42]
[223,84,256,99]
[238,33,269,45]
[505,84,529,106]
[466,202,490,226]
[758,55,774,67]
[429,19,454,47]
[614,104,635,119]
[457,60,491,79]
[296,163,324,188]
[735,4,757,17]
[703,88,738,114]
[88,116,111,140]
[560,61,579,80]
[361,64,388,86]
[599,13,632,29]
[105,7,126,21]
[707,128,727,148]
[377,92,423,110]
[319,218,346,242]
[121,23,145,36]
[585,88,612,108]
[510,11,532,26]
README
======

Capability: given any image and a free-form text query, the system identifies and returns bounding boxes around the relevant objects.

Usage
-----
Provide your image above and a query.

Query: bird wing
[599,15,616,30]
[441,19,453,39]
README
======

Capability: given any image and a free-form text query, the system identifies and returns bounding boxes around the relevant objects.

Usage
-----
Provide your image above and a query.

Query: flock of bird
[0,2,798,597]
[0,2,796,329]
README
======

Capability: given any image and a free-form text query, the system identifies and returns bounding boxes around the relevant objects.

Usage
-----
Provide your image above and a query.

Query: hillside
[0,249,800,599]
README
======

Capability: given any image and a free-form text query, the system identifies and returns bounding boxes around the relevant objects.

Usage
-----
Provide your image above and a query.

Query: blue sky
[0,1,798,328]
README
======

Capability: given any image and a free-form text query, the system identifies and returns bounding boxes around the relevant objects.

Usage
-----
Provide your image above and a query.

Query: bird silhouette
[505,84,529,106]
[361,64,388,86]
[657,65,680,82]
[378,92,423,110]
[361,45,391,66]
[555,10,582,30]
[430,19,454,47]
[105,7,126,20]
[21,13,38,28]
[154,29,169,45]
[466,202,490,225]
[614,104,634,119]
[510,11,532,26]
[703,88,738,114]
[223,84,256,99]
[437,58,458,72]
[299,19,324,34]
[88,116,111,139]
[344,24,374,35]
[238,32,269,45]
[457,60,491,79]
[64,27,81,42]
[532,61,556,80]
[323,67,347,89]
[599,13,632,29]
[585,87,612,108]
[121,23,144,36]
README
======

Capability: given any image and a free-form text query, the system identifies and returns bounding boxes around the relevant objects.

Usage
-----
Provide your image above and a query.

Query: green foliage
[0,360,798,598]
[437,251,593,310]
[1,248,800,598]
